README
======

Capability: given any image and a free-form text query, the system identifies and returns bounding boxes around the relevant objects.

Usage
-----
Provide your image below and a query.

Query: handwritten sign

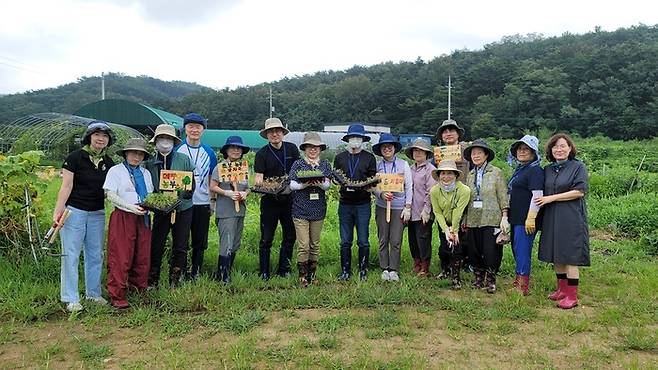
[378,173,404,192]
[160,170,193,191]
[218,160,249,183]
[434,145,463,163]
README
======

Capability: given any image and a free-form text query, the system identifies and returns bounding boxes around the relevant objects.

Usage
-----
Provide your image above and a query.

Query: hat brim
[150,133,182,145]
[341,134,371,143]
[431,168,462,181]
[464,145,495,163]
[373,141,402,156]
[260,126,290,139]
[220,144,250,157]
[404,145,433,159]
[436,125,465,140]
[300,142,327,151]
[118,148,151,160]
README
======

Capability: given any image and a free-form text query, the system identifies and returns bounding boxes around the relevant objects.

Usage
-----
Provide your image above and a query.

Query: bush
[589,193,658,238]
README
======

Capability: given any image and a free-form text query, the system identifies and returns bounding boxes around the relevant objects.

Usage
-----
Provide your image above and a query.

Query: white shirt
[103,164,154,212]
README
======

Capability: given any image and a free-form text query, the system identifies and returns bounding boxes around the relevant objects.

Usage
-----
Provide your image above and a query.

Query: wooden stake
[233,181,240,212]
[386,200,391,223]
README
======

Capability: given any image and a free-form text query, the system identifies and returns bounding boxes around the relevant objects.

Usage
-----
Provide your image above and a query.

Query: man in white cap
[254,117,300,280]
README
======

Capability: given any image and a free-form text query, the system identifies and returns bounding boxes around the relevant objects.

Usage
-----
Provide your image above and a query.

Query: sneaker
[85,296,108,305]
[389,271,400,281]
[66,302,83,312]
[381,270,390,281]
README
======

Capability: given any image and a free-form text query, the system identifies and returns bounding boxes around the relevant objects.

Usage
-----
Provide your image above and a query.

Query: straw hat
[117,137,151,160]
[404,138,433,159]
[259,118,290,139]
[431,160,462,181]
[299,131,327,151]
[149,124,181,145]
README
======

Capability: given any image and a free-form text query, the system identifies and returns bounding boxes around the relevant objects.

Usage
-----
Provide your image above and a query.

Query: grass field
[1,138,657,369]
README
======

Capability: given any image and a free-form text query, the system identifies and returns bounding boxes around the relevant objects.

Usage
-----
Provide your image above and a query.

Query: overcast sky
[1,0,656,95]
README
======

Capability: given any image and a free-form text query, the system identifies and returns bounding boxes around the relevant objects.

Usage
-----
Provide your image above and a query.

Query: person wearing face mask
[372,133,413,282]
[507,135,544,296]
[103,138,154,309]
[54,120,115,312]
[535,134,589,309]
[288,132,332,287]
[176,113,217,280]
[333,124,377,281]
[210,136,251,284]
[144,124,196,288]
[429,160,470,289]
[463,139,510,294]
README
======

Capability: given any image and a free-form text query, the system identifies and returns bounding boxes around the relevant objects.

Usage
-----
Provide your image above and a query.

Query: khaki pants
[293,218,324,263]
[375,205,404,271]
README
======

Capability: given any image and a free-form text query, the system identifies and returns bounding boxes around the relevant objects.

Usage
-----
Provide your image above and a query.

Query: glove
[500,216,510,234]
[125,204,147,216]
[106,191,146,215]
[452,231,460,245]
[239,191,248,200]
[525,211,537,234]
[420,209,431,224]
[401,207,411,222]
[223,190,239,200]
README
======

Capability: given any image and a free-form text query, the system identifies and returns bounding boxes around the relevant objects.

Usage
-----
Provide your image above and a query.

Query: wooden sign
[160,170,193,191]
[434,145,463,163]
[378,173,404,193]
[218,160,249,183]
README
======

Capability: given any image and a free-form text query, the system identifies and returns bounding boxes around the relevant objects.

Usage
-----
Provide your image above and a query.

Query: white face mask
[156,137,174,154]
[348,137,363,149]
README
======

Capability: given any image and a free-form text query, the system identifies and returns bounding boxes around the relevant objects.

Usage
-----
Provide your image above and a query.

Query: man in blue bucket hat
[333,124,377,281]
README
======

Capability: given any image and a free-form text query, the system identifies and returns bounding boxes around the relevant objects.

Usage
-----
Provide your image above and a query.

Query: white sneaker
[389,271,400,281]
[381,270,390,281]
[86,296,108,305]
[66,302,83,312]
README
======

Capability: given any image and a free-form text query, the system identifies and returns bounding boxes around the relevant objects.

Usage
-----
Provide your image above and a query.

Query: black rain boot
[229,252,236,270]
[298,261,309,287]
[307,260,318,285]
[219,255,231,284]
[358,246,369,281]
[450,257,462,290]
[338,248,351,281]
[190,249,205,280]
[259,247,271,281]
[169,267,183,288]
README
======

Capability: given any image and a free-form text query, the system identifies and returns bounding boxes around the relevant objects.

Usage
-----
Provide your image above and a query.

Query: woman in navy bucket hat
[210,135,251,283]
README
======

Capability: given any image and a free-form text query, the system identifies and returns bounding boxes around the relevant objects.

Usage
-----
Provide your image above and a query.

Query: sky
[1,0,656,95]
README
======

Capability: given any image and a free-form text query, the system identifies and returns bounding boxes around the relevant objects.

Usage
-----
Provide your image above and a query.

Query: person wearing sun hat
[333,123,377,281]
[404,139,437,277]
[175,113,218,280]
[103,137,154,309]
[507,135,544,296]
[435,119,470,178]
[429,160,470,289]
[463,139,510,294]
[254,117,300,280]
[372,133,413,282]
[54,120,116,312]
[288,132,333,286]
[209,135,251,284]
[144,124,196,288]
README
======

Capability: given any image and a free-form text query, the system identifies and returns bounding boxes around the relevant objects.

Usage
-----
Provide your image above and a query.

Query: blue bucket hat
[82,120,116,146]
[508,135,540,165]
[183,112,207,128]
[220,135,250,159]
[341,123,371,142]
[372,133,402,156]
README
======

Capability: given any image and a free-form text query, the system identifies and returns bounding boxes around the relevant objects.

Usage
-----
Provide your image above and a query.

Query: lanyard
[268,143,287,172]
[186,143,207,186]
[474,162,488,199]
[381,157,397,174]
[348,153,361,180]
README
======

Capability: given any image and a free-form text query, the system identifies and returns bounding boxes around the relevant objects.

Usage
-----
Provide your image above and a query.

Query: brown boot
[418,259,430,277]
[412,258,421,274]
[518,275,530,296]
[297,262,309,287]
[307,260,318,285]
[450,258,462,290]
[485,270,497,294]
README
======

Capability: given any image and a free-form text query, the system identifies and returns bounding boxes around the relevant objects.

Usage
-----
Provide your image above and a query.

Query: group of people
[54,115,589,312]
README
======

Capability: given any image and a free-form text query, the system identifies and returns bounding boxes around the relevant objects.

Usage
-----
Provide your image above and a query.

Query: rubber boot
[338,248,351,281]
[358,246,369,281]
[412,258,421,274]
[190,249,204,280]
[485,270,497,294]
[519,275,530,296]
[450,257,462,290]
[512,274,521,288]
[219,255,231,284]
[259,247,271,281]
[558,285,578,309]
[472,268,485,289]
[297,261,309,287]
[307,260,318,285]
[418,259,430,278]
[169,267,183,288]
[548,277,567,301]
[229,252,236,270]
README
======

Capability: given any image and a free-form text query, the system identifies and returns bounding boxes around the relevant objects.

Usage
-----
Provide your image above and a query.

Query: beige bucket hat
[299,131,327,151]
[404,138,433,159]
[149,124,181,145]
[435,119,465,140]
[117,137,151,160]
[431,159,462,181]
[259,117,290,139]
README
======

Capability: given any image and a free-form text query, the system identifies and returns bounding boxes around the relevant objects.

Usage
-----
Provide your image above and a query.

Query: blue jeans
[512,224,537,276]
[60,206,105,303]
[338,202,371,270]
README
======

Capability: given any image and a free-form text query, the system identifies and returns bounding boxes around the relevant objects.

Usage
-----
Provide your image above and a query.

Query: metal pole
[101,72,105,100]
[269,87,273,118]
[447,75,451,120]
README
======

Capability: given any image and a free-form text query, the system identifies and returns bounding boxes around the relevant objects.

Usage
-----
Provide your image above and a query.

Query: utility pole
[269,87,273,118]
[447,75,451,120]
[101,72,105,100]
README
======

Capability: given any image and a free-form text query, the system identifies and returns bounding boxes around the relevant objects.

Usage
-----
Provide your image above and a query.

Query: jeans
[338,202,371,271]
[511,224,536,276]
[60,206,105,303]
